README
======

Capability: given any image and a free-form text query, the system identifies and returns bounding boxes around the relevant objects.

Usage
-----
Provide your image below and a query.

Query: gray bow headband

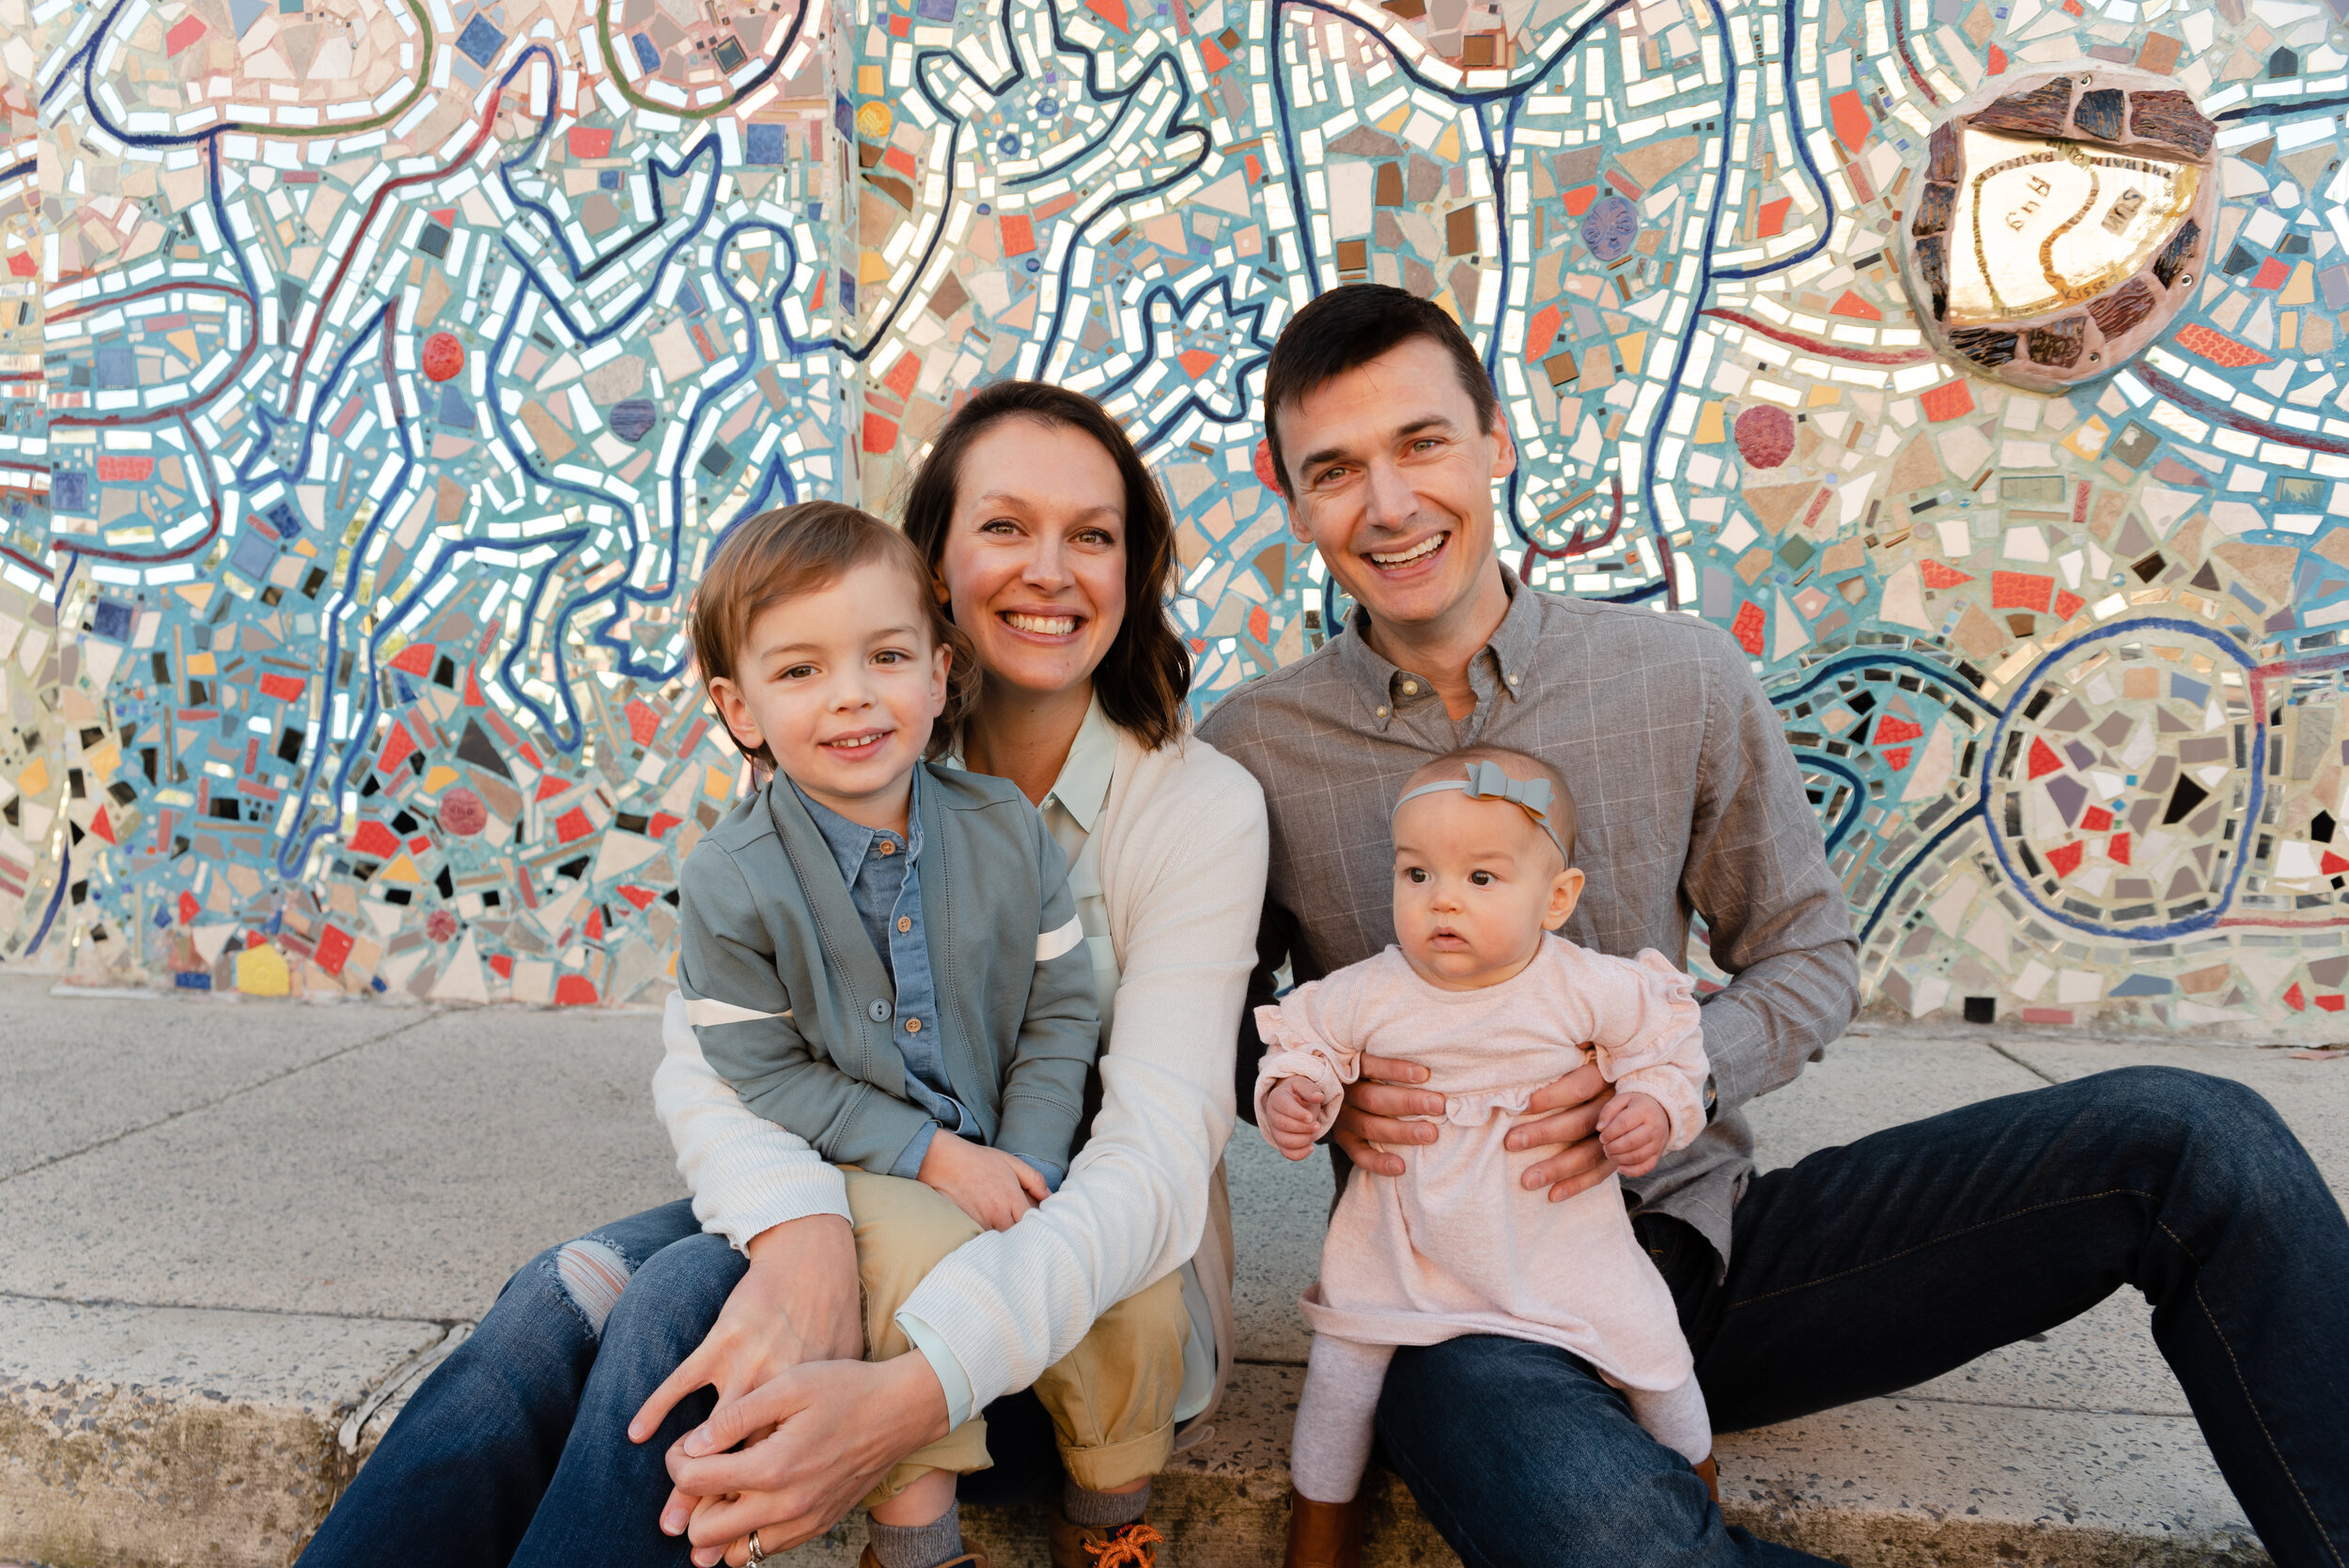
[1391,759,1571,865]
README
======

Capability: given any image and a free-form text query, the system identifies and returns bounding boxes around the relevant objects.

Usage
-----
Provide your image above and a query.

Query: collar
[787,766,925,887]
[1332,567,1539,731]
[1040,693,1117,834]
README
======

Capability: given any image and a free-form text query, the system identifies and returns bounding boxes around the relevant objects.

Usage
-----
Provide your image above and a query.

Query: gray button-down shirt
[1196,570,1858,1269]
[792,774,1063,1188]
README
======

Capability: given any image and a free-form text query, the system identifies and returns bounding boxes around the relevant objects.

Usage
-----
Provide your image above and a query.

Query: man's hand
[1261,1076,1330,1159]
[1595,1089,1669,1178]
[666,1354,954,1565]
[630,1214,863,1538]
[1331,1052,1445,1176]
[918,1133,1049,1232]
[1504,1054,1618,1202]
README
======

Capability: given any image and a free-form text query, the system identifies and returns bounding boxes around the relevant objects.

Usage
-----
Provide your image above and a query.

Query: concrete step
[5,979,2334,1567]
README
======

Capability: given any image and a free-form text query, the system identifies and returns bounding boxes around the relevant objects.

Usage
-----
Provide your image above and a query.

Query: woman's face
[936,417,1129,703]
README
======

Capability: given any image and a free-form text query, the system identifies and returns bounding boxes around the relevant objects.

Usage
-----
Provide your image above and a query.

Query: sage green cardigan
[677,763,1099,1177]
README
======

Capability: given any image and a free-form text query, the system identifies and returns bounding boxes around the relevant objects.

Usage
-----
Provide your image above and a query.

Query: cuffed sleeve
[1250,982,1359,1141]
[894,1309,978,1431]
[992,817,1102,1171]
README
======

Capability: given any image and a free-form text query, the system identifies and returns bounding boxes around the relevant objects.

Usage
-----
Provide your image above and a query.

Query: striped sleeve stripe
[685,998,792,1028]
[1035,916,1084,962]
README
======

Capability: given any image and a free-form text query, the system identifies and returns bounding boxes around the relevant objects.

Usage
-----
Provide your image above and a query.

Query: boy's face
[1391,786,1583,991]
[707,559,950,827]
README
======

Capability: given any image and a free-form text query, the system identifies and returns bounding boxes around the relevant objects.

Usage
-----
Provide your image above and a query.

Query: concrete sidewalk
[1,974,2337,1567]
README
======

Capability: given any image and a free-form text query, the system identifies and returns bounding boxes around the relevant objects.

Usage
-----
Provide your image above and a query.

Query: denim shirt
[791,774,1065,1189]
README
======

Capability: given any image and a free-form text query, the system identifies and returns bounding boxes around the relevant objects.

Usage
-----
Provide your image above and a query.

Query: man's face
[1272,334,1516,640]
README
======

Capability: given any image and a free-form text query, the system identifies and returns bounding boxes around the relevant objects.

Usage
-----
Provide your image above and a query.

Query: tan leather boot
[1695,1454,1721,1506]
[1283,1490,1366,1568]
[1046,1513,1163,1567]
[856,1549,990,1568]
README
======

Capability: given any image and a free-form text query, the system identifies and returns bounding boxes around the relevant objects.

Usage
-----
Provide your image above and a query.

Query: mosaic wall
[12,0,2349,1033]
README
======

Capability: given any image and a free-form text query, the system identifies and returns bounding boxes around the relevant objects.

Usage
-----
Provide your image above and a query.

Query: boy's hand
[917,1133,1050,1232]
[1261,1077,1329,1160]
[1595,1091,1668,1178]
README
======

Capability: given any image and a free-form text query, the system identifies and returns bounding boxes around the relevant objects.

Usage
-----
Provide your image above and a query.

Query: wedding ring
[745,1529,767,1564]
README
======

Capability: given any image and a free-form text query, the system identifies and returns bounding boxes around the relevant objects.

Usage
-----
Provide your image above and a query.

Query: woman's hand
[1330,1052,1445,1175]
[629,1214,863,1535]
[918,1133,1049,1232]
[1504,1055,1618,1201]
[1261,1077,1329,1159]
[666,1353,954,1565]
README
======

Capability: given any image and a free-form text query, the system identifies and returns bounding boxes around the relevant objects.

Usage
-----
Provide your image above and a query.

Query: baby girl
[1256,745,1717,1568]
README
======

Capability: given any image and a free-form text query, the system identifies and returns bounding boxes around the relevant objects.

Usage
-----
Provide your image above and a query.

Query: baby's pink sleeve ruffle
[1593,950,1708,1153]
[1252,986,1357,1142]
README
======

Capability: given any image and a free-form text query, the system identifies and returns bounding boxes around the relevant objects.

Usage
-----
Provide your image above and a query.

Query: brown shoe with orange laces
[1047,1513,1165,1567]
[1283,1491,1365,1568]
[854,1549,989,1568]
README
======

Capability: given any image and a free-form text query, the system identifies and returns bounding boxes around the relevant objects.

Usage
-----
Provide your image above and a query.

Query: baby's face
[1391,788,1584,991]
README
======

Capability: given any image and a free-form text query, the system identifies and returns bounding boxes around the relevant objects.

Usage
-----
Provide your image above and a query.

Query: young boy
[678,502,1180,1568]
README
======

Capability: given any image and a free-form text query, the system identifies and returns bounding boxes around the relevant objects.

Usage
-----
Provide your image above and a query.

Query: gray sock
[1062,1480,1151,1529]
[866,1501,964,1568]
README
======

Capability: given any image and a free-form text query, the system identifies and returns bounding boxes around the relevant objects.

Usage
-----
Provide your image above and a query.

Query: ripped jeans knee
[544,1236,637,1341]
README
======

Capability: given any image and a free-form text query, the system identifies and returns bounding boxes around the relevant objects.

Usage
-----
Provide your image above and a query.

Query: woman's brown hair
[690,500,981,765]
[899,381,1192,752]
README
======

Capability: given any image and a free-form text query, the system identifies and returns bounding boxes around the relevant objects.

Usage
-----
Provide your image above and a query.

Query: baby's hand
[1261,1076,1330,1160]
[917,1134,1050,1232]
[1596,1091,1670,1178]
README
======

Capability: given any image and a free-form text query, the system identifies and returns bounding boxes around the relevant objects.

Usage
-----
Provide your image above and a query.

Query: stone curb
[0,1341,2270,1568]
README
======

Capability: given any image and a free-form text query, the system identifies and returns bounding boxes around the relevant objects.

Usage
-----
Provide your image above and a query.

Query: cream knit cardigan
[653,725,1268,1424]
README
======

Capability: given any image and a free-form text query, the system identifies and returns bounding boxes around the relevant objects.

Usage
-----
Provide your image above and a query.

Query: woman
[298,382,1268,1568]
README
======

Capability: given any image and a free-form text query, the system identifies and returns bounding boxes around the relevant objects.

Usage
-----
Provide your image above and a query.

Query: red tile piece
[490,954,515,978]
[2173,322,2274,368]
[863,412,900,453]
[350,820,401,858]
[1828,289,1882,321]
[1919,561,1974,588]
[2080,806,2112,832]
[2319,995,2346,1013]
[999,215,1036,256]
[1731,600,1766,655]
[568,127,614,158]
[647,811,683,837]
[1873,716,1924,746]
[626,699,662,745]
[1756,197,1795,238]
[1829,89,1871,151]
[2251,256,2292,290]
[164,15,207,54]
[96,455,155,481]
[1881,747,1912,770]
[1920,380,1975,422]
[1523,304,1563,363]
[618,885,661,909]
[2045,841,2084,877]
[316,924,353,974]
[2054,590,2086,621]
[2108,831,2130,864]
[1992,570,2054,611]
[259,673,305,702]
[2027,737,2064,780]
[1177,349,1219,380]
[555,807,594,843]
[554,975,599,1005]
[389,642,437,675]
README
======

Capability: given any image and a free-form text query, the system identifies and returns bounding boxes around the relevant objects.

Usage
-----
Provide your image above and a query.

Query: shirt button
[896,915,912,934]
[1401,680,1419,695]
[906,1017,922,1033]
[868,998,893,1023]
[878,840,896,857]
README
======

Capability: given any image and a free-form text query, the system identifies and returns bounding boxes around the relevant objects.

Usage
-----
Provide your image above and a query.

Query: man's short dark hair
[1260,284,1502,499]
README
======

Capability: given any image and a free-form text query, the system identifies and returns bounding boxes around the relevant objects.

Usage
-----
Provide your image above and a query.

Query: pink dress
[1253,937,1708,1395]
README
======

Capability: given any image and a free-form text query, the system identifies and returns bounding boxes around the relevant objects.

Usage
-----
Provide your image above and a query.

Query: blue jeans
[299,1200,733,1567]
[1375,1068,2349,1568]
[299,1201,1070,1565]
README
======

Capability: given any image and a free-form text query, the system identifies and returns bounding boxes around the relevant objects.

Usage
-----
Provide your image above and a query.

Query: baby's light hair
[1397,745,1579,866]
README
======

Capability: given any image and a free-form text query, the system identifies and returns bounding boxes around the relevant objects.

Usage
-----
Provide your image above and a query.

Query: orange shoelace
[1084,1521,1164,1567]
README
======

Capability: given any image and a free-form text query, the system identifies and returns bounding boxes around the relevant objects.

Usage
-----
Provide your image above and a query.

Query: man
[1197,284,2349,1568]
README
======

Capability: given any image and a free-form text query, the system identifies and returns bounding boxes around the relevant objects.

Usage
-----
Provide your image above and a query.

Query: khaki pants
[841,1165,1190,1503]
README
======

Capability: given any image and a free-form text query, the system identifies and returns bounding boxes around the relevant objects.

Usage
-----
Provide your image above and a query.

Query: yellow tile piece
[236,943,290,996]
[176,582,213,610]
[857,65,883,96]
[1434,124,1460,163]
[379,852,421,883]
[859,249,893,284]
[1805,380,1842,407]
[1378,106,1410,134]
[422,765,459,794]
[1694,401,1726,443]
[17,758,48,797]
[2281,262,2316,306]
[1614,332,1647,371]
